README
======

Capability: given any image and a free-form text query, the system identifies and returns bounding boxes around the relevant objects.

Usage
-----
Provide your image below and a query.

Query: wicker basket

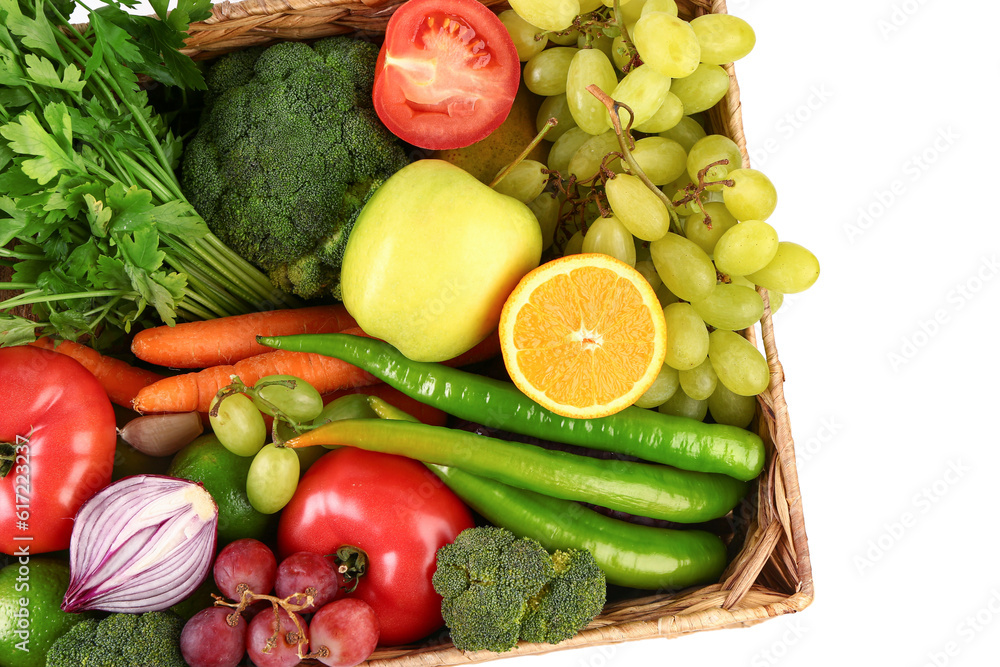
[1,0,814,663]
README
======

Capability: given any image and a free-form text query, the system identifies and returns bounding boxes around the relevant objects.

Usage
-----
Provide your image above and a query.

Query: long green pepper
[285,416,747,523]
[260,333,766,481]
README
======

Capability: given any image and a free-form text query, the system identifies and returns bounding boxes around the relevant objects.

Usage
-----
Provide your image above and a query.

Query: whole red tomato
[0,346,117,554]
[277,448,474,646]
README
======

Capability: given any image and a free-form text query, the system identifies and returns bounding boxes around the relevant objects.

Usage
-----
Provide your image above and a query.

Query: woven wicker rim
[2,1,815,663]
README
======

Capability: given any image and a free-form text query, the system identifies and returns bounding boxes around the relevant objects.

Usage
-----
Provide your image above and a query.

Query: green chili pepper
[285,416,746,523]
[426,464,727,590]
[259,333,765,481]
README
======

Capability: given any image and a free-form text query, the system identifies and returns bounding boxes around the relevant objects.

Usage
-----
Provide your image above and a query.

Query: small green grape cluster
[208,375,333,515]
[496,0,820,416]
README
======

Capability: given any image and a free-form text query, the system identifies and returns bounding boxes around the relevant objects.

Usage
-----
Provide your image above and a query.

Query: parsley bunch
[0,0,299,347]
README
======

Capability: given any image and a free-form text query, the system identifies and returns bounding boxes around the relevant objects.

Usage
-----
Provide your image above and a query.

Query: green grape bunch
[492,0,820,412]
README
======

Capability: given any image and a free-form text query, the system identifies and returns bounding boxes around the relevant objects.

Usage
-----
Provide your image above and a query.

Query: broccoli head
[181,36,410,300]
[45,611,185,667]
[433,527,607,653]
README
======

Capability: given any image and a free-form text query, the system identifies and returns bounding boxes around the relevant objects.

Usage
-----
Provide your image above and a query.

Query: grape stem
[672,160,737,229]
[214,587,329,660]
[489,118,558,189]
[611,0,642,72]
[585,84,685,234]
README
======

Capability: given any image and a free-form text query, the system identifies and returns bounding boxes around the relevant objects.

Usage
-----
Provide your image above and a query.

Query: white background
[70,1,1000,666]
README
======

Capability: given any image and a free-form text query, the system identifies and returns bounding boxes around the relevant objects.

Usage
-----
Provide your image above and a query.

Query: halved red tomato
[373,0,521,151]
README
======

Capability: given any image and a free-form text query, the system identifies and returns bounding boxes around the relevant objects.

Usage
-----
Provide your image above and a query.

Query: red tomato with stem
[277,448,474,646]
[373,0,521,150]
[0,346,117,554]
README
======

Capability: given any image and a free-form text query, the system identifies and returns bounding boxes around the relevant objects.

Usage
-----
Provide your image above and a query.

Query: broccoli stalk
[181,36,411,301]
[432,527,607,653]
[45,611,186,667]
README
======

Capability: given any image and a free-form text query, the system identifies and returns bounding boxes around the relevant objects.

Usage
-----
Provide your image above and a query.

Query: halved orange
[499,253,668,419]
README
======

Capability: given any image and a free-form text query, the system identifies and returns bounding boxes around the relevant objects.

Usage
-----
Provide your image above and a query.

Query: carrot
[131,304,357,369]
[133,327,377,414]
[132,328,503,416]
[30,337,164,408]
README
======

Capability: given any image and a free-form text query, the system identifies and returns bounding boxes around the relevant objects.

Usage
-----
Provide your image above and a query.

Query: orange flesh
[510,265,659,408]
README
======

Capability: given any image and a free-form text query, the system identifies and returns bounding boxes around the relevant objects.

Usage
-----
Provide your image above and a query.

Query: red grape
[180,607,247,667]
[310,598,380,667]
[247,607,309,667]
[214,538,277,600]
[275,551,341,612]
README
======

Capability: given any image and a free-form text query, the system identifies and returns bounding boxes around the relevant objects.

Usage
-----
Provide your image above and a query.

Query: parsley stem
[0,289,132,309]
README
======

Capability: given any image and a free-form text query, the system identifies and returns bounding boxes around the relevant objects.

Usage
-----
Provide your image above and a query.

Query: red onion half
[62,474,218,613]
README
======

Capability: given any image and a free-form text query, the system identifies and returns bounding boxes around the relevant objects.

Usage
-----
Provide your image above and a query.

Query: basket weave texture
[1,0,814,663]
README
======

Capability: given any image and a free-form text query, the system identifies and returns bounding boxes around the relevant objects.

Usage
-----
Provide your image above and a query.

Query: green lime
[168,434,270,544]
[0,558,87,667]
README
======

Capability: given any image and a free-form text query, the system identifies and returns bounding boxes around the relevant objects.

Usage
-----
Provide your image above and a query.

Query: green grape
[684,201,737,255]
[566,48,619,135]
[527,192,562,249]
[252,374,324,423]
[722,168,778,221]
[634,259,661,291]
[633,91,684,134]
[714,219,779,276]
[745,242,820,293]
[537,93,576,141]
[687,134,743,188]
[669,188,697,216]
[633,12,700,78]
[601,0,634,6]
[659,115,707,152]
[639,0,678,17]
[690,13,756,65]
[730,275,783,314]
[669,63,729,115]
[708,329,769,396]
[582,215,637,266]
[499,10,548,61]
[210,391,267,457]
[657,387,708,421]
[246,443,301,514]
[563,230,585,255]
[548,28,581,46]
[509,0,580,32]
[610,33,632,72]
[493,159,549,202]
[627,137,687,186]
[578,0,604,12]
[583,34,616,62]
[310,393,379,426]
[549,126,593,174]
[619,0,647,23]
[656,282,680,307]
[567,129,622,181]
[661,302,709,370]
[690,282,764,330]
[523,47,578,96]
[707,380,756,428]
[610,65,672,128]
[606,173,671,241]
[633,362,679,408]
[650,232,717,302]
[678,358,717,401]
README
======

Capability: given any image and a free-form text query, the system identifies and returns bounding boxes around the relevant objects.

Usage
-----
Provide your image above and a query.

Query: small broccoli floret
[433,527,607,653]
[45,611,185,667]
[181,35,410,301]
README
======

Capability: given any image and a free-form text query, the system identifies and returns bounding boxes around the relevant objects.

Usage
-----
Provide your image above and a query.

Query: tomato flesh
[374,0,520,150]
